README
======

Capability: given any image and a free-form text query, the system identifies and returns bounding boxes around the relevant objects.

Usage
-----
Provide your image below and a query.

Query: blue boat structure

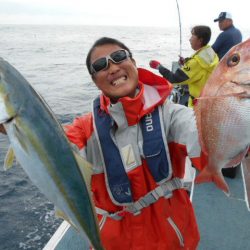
[43,157,250,249]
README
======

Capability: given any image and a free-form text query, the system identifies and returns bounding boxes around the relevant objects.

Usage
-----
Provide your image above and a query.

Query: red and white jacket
[65,68,206,250]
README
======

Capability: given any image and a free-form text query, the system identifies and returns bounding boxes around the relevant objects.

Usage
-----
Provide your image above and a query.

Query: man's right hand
[178,56,185,65]
[0,124,6,134]
[149,60,161,70]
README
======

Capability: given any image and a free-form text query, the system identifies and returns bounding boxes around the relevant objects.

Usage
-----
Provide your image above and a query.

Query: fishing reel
[168,84,189,106]
[169,60,189,106]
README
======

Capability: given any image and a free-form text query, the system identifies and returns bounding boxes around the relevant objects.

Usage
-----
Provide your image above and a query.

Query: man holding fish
[63,37,209,249]
[0,36,249,250]
[0,37,204,249]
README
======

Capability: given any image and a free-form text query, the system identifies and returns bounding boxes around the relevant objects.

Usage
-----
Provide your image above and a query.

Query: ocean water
[0,24,249,250]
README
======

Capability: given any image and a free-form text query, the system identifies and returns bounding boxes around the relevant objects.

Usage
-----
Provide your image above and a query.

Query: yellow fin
[4,146,15,170]
[73,151,92,191]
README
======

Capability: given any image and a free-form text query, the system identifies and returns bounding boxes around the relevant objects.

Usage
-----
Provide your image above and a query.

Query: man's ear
[91,75,101,89]
[131,58,137,66]
[199,38,204,47]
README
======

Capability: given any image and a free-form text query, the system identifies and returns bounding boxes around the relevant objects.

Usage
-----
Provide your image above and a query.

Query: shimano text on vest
[145,113,153,132]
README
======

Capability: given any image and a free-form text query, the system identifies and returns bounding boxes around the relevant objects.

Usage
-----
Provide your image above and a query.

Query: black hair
[86,37,133,75]
[191,25,211,46]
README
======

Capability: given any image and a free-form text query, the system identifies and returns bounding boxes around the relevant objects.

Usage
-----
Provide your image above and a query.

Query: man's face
[218,19,230,31]
[90,44,138,103]
[189,33,202,51]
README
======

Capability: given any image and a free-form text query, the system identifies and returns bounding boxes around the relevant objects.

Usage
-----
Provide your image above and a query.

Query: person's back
[212,12,242,60]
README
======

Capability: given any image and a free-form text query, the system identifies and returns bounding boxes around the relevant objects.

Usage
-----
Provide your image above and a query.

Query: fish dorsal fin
[54,207,79,232]
[73,151,92,192]
[3,146,15,170]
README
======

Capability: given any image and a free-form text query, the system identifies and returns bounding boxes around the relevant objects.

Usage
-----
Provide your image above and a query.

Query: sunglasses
[90,49,131,74]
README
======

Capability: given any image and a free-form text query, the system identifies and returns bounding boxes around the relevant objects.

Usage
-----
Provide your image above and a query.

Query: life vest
[93,96,173,205]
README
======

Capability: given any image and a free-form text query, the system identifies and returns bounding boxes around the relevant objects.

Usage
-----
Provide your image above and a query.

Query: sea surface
[0,24,249,250]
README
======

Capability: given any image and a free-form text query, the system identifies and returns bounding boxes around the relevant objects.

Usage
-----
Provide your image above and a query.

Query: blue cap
[214,12,232,22]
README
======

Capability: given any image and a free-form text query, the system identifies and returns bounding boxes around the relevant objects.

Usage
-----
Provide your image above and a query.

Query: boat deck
[193,163,250,250]
[44,162,250,250]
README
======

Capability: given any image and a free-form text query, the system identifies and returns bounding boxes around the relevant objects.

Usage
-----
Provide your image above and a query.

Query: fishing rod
[175,0,182,57]
[169,0,189,106]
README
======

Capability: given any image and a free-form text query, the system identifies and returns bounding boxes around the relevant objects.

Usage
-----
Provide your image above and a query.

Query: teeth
[112,76,126,86]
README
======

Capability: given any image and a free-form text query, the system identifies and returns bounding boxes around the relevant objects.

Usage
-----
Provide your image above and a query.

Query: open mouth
[0,114,15,124]
[111,76,127,86]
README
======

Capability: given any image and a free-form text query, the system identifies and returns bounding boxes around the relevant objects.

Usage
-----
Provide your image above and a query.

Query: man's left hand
[149,60,161,70]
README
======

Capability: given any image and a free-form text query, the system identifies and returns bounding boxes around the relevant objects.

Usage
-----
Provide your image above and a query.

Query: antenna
[175,0,182,57]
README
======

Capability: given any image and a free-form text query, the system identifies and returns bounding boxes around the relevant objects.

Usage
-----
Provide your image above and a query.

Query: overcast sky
[0,0,249,32]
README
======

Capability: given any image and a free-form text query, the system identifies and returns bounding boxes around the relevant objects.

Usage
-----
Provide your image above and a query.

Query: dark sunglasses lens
[111,50,127,62]
[92,58,107,73]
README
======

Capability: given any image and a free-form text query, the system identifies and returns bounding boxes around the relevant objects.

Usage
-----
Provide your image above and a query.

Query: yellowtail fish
[0,58,104,249]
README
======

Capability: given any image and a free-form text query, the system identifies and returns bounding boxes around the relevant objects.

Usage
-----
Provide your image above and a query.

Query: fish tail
[212,173,230,195]
[195,167,230,194]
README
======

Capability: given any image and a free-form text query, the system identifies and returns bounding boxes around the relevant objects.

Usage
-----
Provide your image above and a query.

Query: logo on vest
[125,188,131,196]
[113,185,123,195]
[145,113,153,132]
[121,144,137,170]
[113,186,131,197]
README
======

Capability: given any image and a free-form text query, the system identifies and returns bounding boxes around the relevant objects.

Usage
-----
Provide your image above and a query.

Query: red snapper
[194,39,250,199]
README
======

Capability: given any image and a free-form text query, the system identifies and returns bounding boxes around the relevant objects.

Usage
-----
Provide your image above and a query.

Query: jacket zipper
[167,217,184,247]
[99,215,107,231]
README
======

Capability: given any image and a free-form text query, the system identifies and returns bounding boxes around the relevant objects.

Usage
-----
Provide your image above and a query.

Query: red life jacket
[65,68,206,250]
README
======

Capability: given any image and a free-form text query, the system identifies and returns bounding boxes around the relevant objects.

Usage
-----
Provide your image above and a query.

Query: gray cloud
[0,1,81,16]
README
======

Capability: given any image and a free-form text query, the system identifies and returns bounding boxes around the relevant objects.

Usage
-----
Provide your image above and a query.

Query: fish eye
[227,53,240,67]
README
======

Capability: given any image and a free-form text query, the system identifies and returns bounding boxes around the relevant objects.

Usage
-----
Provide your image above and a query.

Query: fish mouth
[231,80,250,97]
[231,80,250,86]
[0,97,18,124]
[4,116,15,123]
[0,115,15,125]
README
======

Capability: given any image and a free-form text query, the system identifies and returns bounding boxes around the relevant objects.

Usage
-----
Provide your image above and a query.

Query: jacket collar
[100,68,172,126]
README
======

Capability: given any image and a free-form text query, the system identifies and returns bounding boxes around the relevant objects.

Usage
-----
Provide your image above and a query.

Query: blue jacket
[212,25,242,60]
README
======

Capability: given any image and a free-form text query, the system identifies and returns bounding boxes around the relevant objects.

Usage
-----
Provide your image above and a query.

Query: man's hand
[0,124,6,134]
[149,60,161,70]
[178,56,185,66]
